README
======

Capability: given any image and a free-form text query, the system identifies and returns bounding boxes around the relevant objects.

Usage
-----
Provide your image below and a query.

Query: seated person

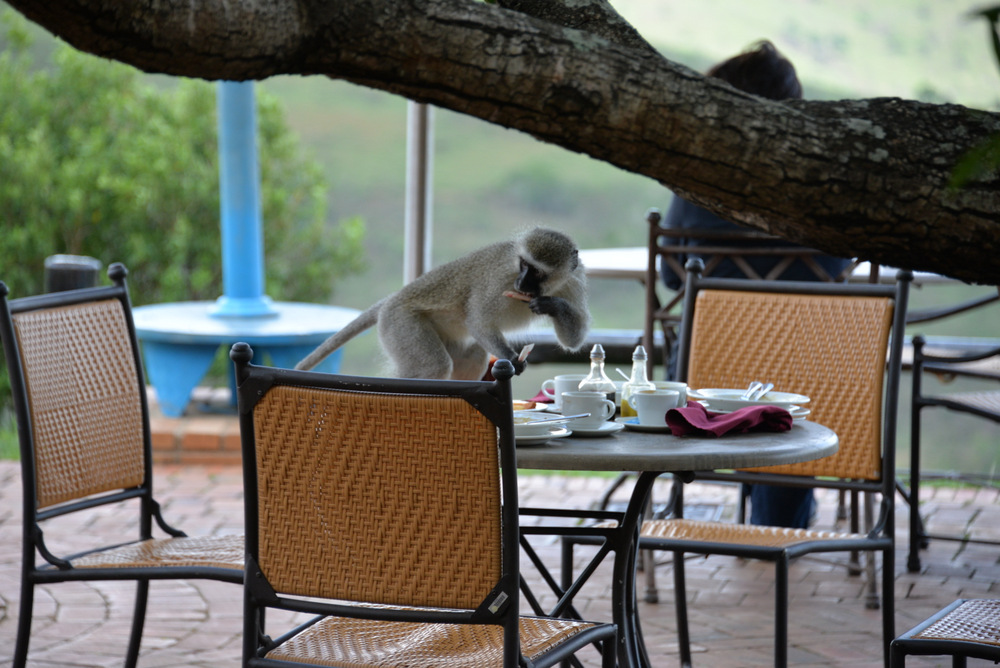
[661,41,851,529]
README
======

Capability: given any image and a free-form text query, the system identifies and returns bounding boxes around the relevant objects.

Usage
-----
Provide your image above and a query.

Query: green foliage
[0,10,366,414]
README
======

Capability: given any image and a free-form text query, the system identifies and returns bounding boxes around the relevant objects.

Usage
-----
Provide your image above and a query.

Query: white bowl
[688,388,810,412]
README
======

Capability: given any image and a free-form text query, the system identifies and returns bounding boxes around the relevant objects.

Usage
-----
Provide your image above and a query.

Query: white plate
[615,417,671,433]
[515,426,571,445]
[696,403,812,422]
[568,421,625,437]
[688,388,810,412]
[513,403,549,413]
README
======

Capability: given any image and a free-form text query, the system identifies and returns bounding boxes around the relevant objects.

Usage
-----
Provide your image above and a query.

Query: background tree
[0,10,366,410]
[0,11,365,305]
[5,0,1000,284]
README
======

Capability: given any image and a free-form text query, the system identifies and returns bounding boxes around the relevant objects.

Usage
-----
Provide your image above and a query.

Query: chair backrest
[676,260,910,491]
[233,344,521,630]
[0,264,152,519]
[642,208,860,378]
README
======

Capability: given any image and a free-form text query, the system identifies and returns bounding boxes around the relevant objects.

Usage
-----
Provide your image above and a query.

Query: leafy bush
[0,11,366,413]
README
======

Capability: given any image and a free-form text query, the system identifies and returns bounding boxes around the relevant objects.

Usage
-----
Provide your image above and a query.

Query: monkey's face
[514,257,547,297]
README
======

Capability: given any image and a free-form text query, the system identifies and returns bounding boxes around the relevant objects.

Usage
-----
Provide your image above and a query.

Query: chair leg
[908,400,925,573]
[882,546,895,668]
[848,490,862,576]
[888,641,905,668]
[775,556,789,668]
[560,536,575,603]
[601,635,617,668]
[642,498,659,603]
[672,550,692,668]
[124,579,150,668]
[13,578,34,668]
[864,493,879,610]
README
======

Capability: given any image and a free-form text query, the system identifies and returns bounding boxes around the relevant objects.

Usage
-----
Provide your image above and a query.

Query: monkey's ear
[571,249,580,271]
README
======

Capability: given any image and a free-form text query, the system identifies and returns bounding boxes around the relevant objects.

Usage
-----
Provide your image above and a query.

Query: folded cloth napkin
[666,402,793,437]
[529,389,554,404]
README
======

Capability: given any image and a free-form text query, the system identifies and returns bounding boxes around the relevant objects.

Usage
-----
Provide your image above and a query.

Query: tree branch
[7,0,1000,284]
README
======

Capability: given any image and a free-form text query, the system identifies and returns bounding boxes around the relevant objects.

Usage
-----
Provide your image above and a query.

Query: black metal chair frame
[906,335,1000,573]
[231,344,617,668]
[1,264,244,668]
[890,598,1000,667]
[566,260,910,668]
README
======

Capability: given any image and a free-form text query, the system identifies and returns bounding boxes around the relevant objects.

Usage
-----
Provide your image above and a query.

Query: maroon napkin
[529,389,554,404]
[666,402,793,437]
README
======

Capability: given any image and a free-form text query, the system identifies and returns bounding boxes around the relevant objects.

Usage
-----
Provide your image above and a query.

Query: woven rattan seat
[891,599,1000,666]
[265,615,602,667]
[566,259,910,668]
[638,518,867,548]
[1,264,244,668]
[232,344,616,668]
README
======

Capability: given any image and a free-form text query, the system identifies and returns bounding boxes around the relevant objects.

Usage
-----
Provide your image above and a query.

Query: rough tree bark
[7,0,1000,284]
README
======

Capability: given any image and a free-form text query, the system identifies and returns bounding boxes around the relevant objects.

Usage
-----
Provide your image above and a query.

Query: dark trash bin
[44,255,103,293]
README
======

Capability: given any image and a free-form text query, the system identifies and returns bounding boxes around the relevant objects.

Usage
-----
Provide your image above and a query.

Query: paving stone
[6,456,1000,667]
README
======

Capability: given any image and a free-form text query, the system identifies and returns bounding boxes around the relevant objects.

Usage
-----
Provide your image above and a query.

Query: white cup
[634,389,681,426]
[540,373,587,410]
[653,381,688,406]
[561,391,616,429]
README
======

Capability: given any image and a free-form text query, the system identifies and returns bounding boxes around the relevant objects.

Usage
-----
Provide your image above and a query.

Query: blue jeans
[748,484,814,529]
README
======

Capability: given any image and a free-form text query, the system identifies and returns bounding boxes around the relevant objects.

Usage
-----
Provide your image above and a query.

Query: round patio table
[514,420,839,668]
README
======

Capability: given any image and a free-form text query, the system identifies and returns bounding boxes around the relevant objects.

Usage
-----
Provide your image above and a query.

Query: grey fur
[294,227,590,380]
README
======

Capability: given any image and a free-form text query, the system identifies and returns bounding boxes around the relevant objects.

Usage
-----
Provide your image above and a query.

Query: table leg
[610,471,661,668]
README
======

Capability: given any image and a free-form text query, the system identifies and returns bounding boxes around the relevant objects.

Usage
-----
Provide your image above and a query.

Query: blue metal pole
[212,81,276,317]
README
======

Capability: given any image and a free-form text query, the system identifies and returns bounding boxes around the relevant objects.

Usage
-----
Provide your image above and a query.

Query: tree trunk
[8,0,1000,284]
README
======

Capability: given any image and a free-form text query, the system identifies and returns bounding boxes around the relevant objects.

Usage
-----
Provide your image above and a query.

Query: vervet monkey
[295,227,590,380]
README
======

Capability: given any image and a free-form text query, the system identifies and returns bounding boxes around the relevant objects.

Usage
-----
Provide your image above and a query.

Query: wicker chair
[602,259,910,668]
[231,344,616,668]
[0,263,244,668]
[890,598,1000,666]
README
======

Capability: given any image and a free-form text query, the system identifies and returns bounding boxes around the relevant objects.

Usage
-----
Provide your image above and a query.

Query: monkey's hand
[528,295,570,318]
[511,357,527,375]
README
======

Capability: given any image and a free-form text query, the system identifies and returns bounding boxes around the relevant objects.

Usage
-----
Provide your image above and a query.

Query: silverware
[740,381,763,400]
[753,382,774,400]
[517,413,592,426]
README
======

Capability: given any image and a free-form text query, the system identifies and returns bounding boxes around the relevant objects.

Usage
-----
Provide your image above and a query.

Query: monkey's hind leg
[378,313,454,380]
[446,341,490,381]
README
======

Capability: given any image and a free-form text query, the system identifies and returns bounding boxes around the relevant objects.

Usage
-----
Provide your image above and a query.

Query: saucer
[615,417,672,433]
[568,421,625,437]
[515,426,571,445]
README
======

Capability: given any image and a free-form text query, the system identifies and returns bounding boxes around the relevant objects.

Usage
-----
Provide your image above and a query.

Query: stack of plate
[687,388,811,421]
[513,412,571,444]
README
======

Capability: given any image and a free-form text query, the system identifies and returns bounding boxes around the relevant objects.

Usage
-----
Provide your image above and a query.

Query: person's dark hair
[707,40,802,100]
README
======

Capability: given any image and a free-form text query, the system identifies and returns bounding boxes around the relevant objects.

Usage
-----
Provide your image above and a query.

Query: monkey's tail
[294,301,383,371]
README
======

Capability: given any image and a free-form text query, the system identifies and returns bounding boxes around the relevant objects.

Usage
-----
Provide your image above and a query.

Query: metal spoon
[753,382,774,401]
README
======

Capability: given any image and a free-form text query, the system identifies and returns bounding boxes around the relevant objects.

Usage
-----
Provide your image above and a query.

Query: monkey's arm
[530,279,590,351]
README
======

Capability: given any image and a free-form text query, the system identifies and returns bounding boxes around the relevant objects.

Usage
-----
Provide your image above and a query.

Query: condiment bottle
[620,345,655,418]
[578,343,617,408]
